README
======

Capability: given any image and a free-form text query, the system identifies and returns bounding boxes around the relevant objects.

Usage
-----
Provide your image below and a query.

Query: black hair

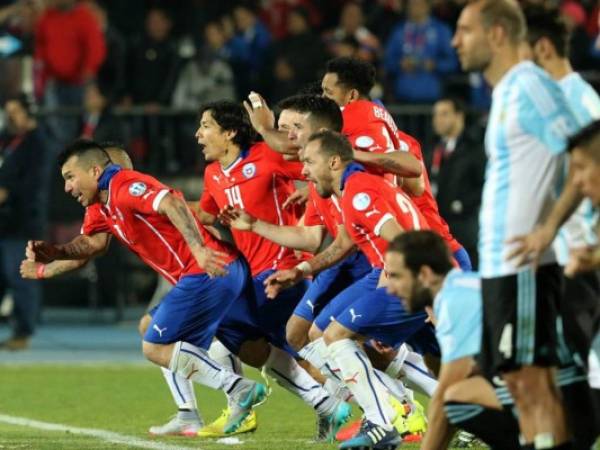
[567,119,600,159]
[277,95,343,132]
[306,130,354,163]
[387,231,454,276]
[526,9,569,58]
[4,93,33,116]
[57,139,111,169]
[198,101,258,150]
[324,57,376,97]
[436,95,466,115]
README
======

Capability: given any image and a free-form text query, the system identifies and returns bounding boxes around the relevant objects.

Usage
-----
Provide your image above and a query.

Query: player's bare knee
[142,341,169,367]
[308,324,323,342]
[138,314,152,337]
[286,317,309,351]
[323,321,353,345]
[505,366,554,405]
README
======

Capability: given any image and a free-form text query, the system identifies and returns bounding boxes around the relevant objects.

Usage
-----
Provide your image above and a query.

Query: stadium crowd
[0,0,600,449]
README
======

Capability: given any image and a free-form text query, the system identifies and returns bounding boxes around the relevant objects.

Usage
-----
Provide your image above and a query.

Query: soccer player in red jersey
[26,140,266,434]
[196,101,351,440]
[321,57,472,271]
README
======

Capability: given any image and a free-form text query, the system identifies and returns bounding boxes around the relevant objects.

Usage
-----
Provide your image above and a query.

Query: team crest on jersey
[355,136,374,149]
[128,182,147,197]
[352,192,371,211]
[242,163,256,179]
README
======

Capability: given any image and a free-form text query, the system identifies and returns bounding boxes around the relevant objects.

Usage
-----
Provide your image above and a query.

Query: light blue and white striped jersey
[553,72,600,265]
[479,61,578,277]
[434,269,481,364]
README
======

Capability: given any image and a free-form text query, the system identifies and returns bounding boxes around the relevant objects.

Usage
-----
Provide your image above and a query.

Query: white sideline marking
[0,414,200,450]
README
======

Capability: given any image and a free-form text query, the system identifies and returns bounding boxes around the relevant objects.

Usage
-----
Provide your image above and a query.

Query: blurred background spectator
[34,0,105,150]
[428,96,485,269]
[0,94,49,350]
[384,0,457,103]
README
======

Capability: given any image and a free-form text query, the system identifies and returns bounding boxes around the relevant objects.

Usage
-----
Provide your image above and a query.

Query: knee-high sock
[299,337,352,401]
[160,367,198,411]
[208,339,243,408]
[169,341,243,394]
[373,369,411,404]
[265,346,337,415]
[402,351,438,397]
[328,339,395,429]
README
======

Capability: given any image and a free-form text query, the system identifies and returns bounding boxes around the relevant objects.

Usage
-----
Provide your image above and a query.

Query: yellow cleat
[197,408,257,437]
[405,399,427,435]
[390,395,410,435]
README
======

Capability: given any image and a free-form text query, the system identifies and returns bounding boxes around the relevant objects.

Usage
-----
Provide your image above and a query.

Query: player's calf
[143,341,176,367]
[286,315,312,351]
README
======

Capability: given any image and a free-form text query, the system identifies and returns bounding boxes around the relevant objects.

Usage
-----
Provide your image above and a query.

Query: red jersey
[201,142,304,276]
[304,183,344,238]
[82,170,237,284]
[342,99,462,253]
[340,168,428,268]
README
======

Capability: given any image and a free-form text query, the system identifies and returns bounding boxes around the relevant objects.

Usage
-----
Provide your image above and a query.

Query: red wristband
[36,264,46,280]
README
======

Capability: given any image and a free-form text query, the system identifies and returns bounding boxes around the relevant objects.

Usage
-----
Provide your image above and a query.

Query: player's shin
[208,339,243,408]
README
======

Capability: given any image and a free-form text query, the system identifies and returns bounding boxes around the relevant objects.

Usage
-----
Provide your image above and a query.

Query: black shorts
[479,264,563,378]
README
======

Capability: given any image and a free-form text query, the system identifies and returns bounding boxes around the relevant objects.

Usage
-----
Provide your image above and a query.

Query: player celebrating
[26,140,267,434]
[453,1,579,448]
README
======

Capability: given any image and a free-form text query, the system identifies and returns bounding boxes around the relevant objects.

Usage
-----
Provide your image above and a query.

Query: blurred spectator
[0,94,49,350]
[172,20,236,109]
[429,96,485,269]
[324,2,380,62]
[259,0,320,39]
[560,0,593,70]
[227,3,272,96]
[384,0,457,103]
[86,0,127,105]
[80,83,125,143]
[125,7,180,108]
[270,6,327,101]
[34,0,106,148]
[364,0,404,43]
[431,0,467,29]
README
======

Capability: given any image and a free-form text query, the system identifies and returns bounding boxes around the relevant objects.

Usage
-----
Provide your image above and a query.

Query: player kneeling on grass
[25,140,267,434]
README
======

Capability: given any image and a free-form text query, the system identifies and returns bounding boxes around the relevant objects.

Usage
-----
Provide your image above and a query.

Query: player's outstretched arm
[263,225,355,299]
[27,233,111,263]
[243,93,299,157]
[219,205,324,253]
[506,169,583,267]
[353,149,422,178]
[158,192,229,277]
[20,259,88,279]
[421,358,474,450]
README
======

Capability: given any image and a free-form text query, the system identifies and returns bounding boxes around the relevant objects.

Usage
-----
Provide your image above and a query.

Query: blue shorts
[145,258,249,350]
[315,268,433,348]
[253,269,309,352]
[453,247,472,271]
[294,252,371,323]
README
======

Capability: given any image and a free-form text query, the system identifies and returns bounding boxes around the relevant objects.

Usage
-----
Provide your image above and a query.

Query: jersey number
[395,193,421,230]
[225,185,245,209]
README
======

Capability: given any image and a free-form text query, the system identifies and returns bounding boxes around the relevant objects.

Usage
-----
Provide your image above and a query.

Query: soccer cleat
[338,420,402,450]
[452,431,484,448]
[404,399,427,435]
[148,415,203,437]
[335,418,363,442]
[197,408,257,437]
[224,382,267,433]
[316,400,352,442]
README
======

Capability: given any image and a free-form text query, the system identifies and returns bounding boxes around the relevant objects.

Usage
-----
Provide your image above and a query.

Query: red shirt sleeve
[81,205,110,235]
[348,121,396,155]
[345,185,400,236]
[113,175,174,215]
[304,195,324,227]
[266,146,305,180]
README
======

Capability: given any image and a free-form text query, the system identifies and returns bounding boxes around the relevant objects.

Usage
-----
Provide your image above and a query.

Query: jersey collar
[340,162,365,191]
[97,164,122,191]
[220,148,250,177]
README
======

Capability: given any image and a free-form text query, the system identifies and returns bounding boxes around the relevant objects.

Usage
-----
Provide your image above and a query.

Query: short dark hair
[98,141,133,169]
[198,101,258,150]
[278,95,343,132]
[567,119,600,161]
[57,139,111,169]
[306,130,354,163]
[436,95,466,115]
[526,9,569,58]
[325,57,376,97]
[387,231,454,276]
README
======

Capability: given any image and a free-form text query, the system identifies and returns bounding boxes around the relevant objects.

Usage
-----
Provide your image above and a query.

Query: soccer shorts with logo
[314,268,437,352]
[293,251,371,323]
[144,258,250,349]
[479,264,563,378]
